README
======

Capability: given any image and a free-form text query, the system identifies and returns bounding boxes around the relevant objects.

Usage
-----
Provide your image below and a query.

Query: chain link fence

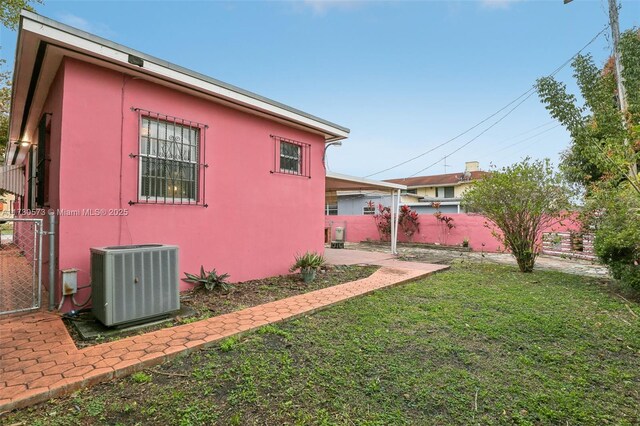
[0,218,43,315]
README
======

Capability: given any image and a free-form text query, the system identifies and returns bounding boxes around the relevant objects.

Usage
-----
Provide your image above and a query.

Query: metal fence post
[48,212,56,311]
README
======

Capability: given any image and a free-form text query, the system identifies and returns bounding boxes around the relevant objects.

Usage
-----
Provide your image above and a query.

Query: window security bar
[270,134,311,178]
[129,108,209,207]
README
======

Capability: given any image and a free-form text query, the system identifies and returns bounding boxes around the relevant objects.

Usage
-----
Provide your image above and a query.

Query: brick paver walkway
[0,261,447,413]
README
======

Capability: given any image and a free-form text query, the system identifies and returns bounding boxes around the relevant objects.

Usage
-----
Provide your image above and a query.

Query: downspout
[323,141,343,168]
[394,189,401,254]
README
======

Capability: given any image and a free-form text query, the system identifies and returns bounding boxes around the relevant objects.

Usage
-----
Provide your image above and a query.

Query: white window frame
[138,116,200,203]
[279,141,302,175]
[325,204,338,215]
[437,186,455,199]
[363,205,375,215]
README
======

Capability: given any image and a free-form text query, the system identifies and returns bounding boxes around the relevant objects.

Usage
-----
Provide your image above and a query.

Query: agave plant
[290,252,325,283]
[183,266,231,292]
[289,251,325,272]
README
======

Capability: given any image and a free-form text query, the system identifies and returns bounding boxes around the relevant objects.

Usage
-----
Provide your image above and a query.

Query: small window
[280,142,301,174]
[31,114,50,208]
[325,204,338,215]
[271,135,310,177]
[437,186,455,198]
[405,189,417,194]
[133,109,208,206]
[363,206,375,215]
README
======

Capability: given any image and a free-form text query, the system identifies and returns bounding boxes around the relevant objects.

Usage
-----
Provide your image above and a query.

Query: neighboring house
[2,11,349,311]
[327,162,488,215]
[0,193,15,216]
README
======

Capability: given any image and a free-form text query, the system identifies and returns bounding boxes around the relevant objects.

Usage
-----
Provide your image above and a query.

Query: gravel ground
[347,242,610,278]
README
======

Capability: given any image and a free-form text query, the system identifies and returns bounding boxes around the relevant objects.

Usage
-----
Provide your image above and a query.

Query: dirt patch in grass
[64,265,379,348]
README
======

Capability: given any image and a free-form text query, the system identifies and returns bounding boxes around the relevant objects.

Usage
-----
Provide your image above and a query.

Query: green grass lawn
[4,263,639,425]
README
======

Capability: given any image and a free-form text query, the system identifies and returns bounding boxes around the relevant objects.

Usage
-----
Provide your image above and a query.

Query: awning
[325,171,406,254]
[326,172,406,192]
[0,165,25,196]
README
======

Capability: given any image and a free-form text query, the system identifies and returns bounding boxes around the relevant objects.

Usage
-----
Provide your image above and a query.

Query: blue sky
[1,0,639,179]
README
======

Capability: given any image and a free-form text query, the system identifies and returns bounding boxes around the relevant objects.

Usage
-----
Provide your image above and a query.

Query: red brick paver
[0,262,447,413]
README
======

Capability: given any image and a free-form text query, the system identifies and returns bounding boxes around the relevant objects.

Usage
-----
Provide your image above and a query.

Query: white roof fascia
[327,172,407,191]
[20,11,350,141]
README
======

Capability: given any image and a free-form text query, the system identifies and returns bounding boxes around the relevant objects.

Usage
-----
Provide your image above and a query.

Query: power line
[489,125,563,164]
[491,120,556,146]
[364,87,535,178]
[405,25,609,177]
[363,25,609,179]
[408,91,537,177]
[477,123,562,160]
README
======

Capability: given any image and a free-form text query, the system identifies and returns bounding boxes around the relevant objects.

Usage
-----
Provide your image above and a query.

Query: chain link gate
[0,218,43,315]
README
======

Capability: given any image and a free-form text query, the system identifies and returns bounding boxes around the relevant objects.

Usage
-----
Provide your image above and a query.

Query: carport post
[394,189,401,254]
[389,189,396,254]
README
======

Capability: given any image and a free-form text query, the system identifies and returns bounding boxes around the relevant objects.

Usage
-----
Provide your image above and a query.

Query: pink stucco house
[3,11,349,311]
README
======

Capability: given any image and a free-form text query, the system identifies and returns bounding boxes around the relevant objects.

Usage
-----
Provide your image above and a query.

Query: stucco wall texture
[41,58,327,310]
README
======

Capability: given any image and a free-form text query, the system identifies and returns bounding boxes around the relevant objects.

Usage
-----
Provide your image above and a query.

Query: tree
[536,28,640,290]
[462,159,572,273]
[0,59,11,163]
[536,29,640,193]
[0,0,42,163]
[1,0,42,31]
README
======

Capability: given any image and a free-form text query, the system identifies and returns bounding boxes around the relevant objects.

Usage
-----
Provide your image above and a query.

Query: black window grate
[270,135,310,178]
[130,108,208,207]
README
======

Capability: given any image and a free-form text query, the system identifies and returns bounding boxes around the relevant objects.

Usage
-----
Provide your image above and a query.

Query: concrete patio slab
[324,248,396,265]
[324,248,446,272]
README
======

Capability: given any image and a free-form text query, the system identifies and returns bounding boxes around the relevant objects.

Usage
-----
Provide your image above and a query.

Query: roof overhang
[6,10,350,165]
[326,172,407,192]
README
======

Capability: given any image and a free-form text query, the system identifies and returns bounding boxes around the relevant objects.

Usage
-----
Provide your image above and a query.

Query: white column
[389,190,395,254]
[393,189,401,254]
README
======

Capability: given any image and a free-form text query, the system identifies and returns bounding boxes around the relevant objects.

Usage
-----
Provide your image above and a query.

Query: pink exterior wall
[15,64,65,297]
[327,213,581,253]
[52,58,326,311]
[40,64,65,295]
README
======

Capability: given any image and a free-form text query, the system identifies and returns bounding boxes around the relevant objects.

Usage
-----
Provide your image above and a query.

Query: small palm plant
[183,266,231,292]
[290,251,325,283]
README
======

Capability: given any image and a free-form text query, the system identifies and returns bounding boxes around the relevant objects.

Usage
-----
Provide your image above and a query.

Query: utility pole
[607,0,638,177]
[608,0,628,115]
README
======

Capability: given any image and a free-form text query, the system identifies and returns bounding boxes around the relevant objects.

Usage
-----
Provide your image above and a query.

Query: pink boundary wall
[326,213,581,252]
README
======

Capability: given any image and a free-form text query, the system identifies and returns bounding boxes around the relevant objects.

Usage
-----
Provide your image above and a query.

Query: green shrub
[462,158,572,272]
[590,185,640,290]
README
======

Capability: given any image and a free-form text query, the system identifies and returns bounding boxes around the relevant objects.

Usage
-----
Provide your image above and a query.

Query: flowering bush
[432,202,455,245]
[369,201,392,241]
[399,205,420,241]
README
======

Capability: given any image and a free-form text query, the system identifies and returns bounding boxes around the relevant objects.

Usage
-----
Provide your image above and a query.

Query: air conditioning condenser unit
[90,244,179,327]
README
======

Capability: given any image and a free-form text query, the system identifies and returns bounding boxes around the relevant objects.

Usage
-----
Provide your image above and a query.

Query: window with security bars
[131,109,208,206]
[271,135,310,178]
